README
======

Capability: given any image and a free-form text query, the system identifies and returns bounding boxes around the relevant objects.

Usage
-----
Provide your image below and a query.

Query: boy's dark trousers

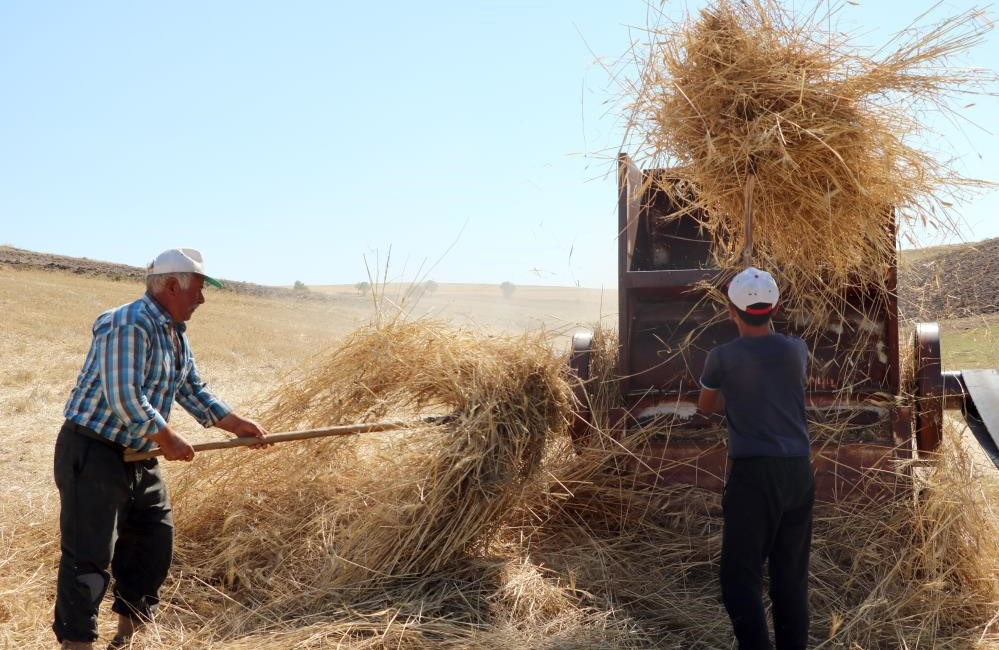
[721,456,814,650]
[52,420,174,643]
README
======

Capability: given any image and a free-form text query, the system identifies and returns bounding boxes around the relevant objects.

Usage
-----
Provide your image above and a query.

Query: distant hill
[3,240,997,320]
[0,246,322,301]
[898,237,999,321]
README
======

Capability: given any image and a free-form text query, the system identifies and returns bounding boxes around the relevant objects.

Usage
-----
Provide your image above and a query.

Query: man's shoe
[105,635,129,650]
[109,613,142,648]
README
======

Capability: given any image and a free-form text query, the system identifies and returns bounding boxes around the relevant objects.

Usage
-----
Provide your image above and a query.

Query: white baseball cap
[146,248,223,288]
[728,266,779,313]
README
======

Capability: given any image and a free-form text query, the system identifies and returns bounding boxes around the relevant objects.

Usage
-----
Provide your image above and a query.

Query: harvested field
[2,278,998,648]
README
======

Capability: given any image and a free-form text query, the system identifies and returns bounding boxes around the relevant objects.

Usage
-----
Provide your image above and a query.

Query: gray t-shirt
[700,334,810,458]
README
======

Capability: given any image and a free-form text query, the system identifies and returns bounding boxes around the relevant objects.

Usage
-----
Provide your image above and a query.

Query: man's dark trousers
[720,456,814,650]
[52,420,174,643]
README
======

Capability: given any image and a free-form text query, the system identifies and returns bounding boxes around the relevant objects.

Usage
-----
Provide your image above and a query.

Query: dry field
[1,269,354,477]
[0,269,614,487]
[0,267,616,647]
[311,282,617,338]
[0,271,612,442]
[2,264,997,649]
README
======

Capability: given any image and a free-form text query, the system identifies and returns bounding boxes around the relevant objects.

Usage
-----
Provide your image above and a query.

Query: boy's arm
[698,387,725,414]
[698,347,725,414]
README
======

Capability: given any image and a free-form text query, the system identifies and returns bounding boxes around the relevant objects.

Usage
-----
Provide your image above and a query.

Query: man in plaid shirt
[54,248,270,650]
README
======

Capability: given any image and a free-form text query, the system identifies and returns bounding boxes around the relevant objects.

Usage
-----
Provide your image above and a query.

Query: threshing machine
[570,154,999,500]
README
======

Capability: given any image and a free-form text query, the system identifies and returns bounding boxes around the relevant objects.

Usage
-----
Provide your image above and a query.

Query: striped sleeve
[175,357,232,427]
[96,323,168,438]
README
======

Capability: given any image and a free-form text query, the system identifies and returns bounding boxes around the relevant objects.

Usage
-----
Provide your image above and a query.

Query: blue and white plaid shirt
[64,293,232,451]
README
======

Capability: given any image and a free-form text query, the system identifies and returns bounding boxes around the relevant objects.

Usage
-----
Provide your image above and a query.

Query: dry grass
[0,268,357,450]
[625,0,996,328]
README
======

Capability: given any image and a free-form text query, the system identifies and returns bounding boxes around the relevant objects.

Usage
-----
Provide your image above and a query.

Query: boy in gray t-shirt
[698,267,814,650]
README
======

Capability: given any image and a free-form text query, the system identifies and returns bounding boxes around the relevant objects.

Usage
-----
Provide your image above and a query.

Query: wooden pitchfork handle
[122,420,413,462]
[741,173,756,267]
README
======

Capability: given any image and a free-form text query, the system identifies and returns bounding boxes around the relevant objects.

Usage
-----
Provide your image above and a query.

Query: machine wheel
[914,323,944,453]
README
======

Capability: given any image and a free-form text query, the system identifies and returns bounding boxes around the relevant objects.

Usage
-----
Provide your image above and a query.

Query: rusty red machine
[570,154,999,499]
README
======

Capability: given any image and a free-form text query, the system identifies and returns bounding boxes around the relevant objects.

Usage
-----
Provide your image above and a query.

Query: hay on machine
[590,0,999,504]
[625,0,996,327]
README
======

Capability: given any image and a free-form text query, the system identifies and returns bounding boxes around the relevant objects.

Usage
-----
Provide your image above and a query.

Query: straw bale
[627,0,995,325]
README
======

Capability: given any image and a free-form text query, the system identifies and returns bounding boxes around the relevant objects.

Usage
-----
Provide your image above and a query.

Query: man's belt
[68,421,129,453]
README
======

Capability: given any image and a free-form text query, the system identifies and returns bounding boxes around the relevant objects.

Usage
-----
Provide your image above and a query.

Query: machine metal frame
[570,154,999,499]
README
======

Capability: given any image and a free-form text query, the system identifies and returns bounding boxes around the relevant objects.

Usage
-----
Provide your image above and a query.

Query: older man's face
[175,274,206,322]
[158,274,206,323]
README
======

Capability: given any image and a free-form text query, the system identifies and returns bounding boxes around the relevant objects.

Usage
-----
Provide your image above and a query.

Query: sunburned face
[159,274,206,323]
[175,275,205,321]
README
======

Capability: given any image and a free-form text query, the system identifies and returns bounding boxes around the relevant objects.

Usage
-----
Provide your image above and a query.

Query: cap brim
[202,275,224,289]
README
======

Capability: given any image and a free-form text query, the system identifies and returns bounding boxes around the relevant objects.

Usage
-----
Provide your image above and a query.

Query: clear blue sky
[1,1,996,289]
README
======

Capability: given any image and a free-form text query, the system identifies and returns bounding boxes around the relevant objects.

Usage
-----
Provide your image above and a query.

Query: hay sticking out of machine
[570,0,999,499]
[624,0,993,326]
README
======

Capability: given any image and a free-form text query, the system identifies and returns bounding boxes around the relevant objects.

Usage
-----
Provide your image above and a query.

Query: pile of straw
[626,0,994,323]
[163,318,617,645]
[527,430,999,649]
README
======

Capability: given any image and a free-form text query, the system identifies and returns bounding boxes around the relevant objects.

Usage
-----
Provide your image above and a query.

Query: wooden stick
[123,420,412,462]
[742,173,756,266]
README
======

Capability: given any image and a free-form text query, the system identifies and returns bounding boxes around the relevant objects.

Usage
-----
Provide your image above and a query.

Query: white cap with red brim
[728,266,779,314]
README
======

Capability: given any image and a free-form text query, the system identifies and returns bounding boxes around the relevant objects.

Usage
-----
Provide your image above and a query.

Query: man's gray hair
[146,272,194,293]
